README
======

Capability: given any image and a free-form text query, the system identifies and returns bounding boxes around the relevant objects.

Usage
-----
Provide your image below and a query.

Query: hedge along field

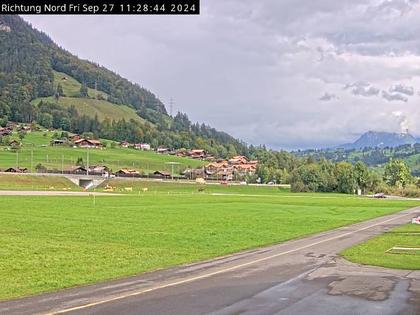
[0,131,205,174]
[0,192,418,300]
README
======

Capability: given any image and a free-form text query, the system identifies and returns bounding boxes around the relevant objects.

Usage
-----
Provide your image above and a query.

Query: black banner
[0,0,200,14]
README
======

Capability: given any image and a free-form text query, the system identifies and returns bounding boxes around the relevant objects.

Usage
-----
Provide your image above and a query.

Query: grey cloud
[344,82,380,97]
[389,84,414,96]
[382,90,409,102]
[319,93,338,101]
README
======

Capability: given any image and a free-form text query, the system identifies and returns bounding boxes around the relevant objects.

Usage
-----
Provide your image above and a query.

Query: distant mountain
[339,131,417,149]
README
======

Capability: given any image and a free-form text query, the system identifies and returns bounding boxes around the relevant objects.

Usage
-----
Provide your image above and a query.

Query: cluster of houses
[119,141,151,151]
[205,155,258,180]
[0,165,175,180]
[183,155,259,181]
[1,156,259,182]
[0,122,32,138]
[156,148,214,161]
[0,126,12,137]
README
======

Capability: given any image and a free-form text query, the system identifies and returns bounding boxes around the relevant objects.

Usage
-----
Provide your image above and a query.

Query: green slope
[30,71,145,123]
[33,96,144,123]
[53,70,108,99]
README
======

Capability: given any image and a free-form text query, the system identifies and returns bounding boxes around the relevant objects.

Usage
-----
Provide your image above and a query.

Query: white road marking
[46,210,419,314]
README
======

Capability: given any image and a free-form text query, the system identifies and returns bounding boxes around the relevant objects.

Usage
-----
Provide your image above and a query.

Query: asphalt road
[1,206,420,315]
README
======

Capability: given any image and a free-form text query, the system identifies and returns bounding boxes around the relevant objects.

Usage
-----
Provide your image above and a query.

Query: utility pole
[165,162,179,181]
[170,97,174,117]
[86,149,90,175]
[29,143,34,173]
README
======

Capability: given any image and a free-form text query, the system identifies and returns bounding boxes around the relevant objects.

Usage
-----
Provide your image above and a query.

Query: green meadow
[0,174,79,191]
[342,223,420,270]
[0,131,205,174]
[0,190,418,300]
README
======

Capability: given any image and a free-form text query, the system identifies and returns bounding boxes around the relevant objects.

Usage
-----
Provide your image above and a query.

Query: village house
[70,134,82,142]
[116,169,140,177]
[119,141,131,148]
[175,148,188,157]
[74,139,104,149]
[50,139,67,146]
[8,139,20,147]
[153,171,171,178]
[88,165,110,176]
[134,143,151,151]
[182,168,208,180]
[17,125,32,133]
[67,166,88,175]
[4,167,28,173]
[228,155,249,165]
[0,127,12,136]
[188,149,206,159]
[157,147,170,154]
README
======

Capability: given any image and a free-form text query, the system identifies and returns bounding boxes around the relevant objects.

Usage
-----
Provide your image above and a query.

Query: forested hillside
[0,15,248,157]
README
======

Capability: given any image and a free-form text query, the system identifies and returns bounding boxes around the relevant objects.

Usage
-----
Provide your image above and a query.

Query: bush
[35,163,47,173]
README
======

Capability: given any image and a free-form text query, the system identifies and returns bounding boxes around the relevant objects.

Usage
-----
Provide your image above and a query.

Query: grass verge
[341,223,420,270]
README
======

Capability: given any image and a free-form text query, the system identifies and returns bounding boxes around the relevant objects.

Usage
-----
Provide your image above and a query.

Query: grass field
[31,71,144,123]
[341,223,420,270]
[0,131,205,174]
[52,71,109,99]
[32,96,143,123]
[0,174,79,191]
[99,179,293,194]
[0,190,418,300]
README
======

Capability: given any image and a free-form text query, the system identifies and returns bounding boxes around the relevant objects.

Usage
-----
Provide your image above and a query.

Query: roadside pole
[87,149,89,174]
[28,143,34,173]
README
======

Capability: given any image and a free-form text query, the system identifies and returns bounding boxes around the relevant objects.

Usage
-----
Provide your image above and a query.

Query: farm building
[51,139,67,146]
[67,166,88,175]
[119,141,131,148]
[134,143,151,151]
[8,140,20,147]
[74,139,104,149]
[89,165,110,176]
[153,171,171,178]
[157,147,170,154]
[0,127,12,136]
[188,149,206,159]
[4,167,28,173]
[116,169,140,176]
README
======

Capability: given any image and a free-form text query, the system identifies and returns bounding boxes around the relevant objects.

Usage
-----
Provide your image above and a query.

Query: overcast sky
[23,0,420,149]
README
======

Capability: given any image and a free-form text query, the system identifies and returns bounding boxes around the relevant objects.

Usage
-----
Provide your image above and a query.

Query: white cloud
[389,83,414,95]
[344,81,380,97]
